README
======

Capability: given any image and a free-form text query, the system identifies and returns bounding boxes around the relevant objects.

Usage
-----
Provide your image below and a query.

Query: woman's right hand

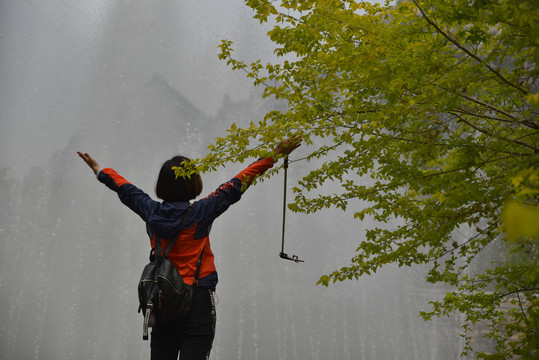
[274,136,302,156]
[77,152,101,175]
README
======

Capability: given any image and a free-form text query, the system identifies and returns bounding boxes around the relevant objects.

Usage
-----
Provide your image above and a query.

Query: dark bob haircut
[155,156,203,202]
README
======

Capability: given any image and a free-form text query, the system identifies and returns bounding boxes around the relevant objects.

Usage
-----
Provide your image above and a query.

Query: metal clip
[279,251,304,263]
[143,306,152,340]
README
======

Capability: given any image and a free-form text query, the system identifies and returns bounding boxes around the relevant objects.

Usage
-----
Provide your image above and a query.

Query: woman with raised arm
[77,137,300,360]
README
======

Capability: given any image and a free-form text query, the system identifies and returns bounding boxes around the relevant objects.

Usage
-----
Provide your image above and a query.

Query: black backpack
[137,207,205,340]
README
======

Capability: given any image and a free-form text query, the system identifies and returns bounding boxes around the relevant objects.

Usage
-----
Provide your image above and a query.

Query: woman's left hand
[77,152,101,175]
[274,136,302,156]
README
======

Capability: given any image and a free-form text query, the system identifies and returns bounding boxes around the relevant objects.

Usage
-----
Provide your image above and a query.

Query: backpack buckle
[143,304,152,340]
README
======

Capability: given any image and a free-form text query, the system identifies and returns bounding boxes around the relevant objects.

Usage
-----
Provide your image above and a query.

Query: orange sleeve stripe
[234,157,274,183]
[102,168,131,187]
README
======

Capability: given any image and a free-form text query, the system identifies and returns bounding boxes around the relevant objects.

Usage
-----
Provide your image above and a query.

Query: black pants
[151,287,216,360]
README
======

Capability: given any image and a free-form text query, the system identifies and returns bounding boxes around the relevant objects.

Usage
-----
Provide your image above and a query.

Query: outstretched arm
[76,151,158,221]
[192,136,302,223]
[77,152,101,175]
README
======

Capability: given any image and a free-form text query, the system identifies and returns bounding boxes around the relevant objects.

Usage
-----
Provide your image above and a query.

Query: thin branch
[430,225,492,261]
[336,154,515,202]
[458,92,520,122]
[451,112,539,153]
[373,129,534,158]
[498,288,539,299]
[452,108,517,125]
[412,0,529,95]
[289,139,347,164]
[516,291,529,326]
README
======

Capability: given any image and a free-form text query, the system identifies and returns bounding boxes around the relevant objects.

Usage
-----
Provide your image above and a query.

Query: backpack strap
[193,246,205,285]
[154,206,192,258]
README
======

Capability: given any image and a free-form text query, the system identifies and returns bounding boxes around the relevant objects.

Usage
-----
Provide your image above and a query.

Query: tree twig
[412,0,529,95]
[451,112,539,153]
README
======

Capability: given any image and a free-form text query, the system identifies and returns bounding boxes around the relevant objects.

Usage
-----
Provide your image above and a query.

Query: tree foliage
[200,0,539,357]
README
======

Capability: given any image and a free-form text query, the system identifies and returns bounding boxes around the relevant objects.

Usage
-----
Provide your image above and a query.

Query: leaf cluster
[205,0,539,357]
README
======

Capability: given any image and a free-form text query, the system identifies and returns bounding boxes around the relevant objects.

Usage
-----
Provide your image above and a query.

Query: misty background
[1,1,462,359]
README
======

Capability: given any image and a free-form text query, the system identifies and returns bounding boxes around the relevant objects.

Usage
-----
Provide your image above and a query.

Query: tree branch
[498,288,539,299]
[452,108,517,125]
[457,92,520,122]
[516,290,529,326]
[412,0,529,95]
[450,112,539,153]
[456,92,539,130]
[335,154,515,203]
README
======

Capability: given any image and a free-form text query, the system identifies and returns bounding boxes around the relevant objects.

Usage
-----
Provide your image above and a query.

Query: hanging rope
[281,156,288,254]
[279,156,304,263]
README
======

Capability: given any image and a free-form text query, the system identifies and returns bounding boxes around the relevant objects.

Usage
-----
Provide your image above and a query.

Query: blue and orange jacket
[97,157,275,291]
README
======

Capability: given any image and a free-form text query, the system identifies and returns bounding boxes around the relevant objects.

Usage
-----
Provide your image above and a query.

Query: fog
[0,1,462,359]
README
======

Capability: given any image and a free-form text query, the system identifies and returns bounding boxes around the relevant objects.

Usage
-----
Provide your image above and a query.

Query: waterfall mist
[1,1,462,359]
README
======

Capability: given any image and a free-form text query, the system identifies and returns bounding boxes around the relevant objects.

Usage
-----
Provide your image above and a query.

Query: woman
[77,137,300,360]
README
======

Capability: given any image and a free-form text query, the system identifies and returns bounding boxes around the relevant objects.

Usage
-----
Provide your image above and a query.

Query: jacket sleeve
[193,157,275,223]
[97,168,158,222]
